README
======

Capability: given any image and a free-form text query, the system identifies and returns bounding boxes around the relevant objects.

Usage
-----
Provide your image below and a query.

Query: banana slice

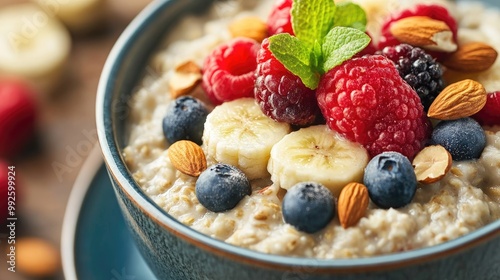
[0,3,71,94]
[203,98,291,180]
[34,0,107,33]
[268,125,369,197]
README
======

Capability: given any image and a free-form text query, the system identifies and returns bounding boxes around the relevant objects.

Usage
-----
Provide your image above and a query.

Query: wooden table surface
[0,0,152,279]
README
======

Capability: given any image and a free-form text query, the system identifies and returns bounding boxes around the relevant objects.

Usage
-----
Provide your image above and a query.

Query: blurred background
[0,0,152,279]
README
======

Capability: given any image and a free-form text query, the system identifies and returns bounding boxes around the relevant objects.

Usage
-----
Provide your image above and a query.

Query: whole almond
[168,140,207,177]
[412,145,452,184]
[427,79,487,120]
[17,238,61,277]
[442,42,498,72]
[229,16,268,42]
[390,16,457,52]
[338,182,369,229]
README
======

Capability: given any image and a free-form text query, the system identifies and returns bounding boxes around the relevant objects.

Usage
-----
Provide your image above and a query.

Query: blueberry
[195,163,251,212]
[431,117,486,161]
[282,182,335,234]
[363,152,417,209]
[162,96,208,145]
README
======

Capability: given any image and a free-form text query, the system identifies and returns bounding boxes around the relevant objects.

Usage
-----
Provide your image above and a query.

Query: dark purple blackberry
[381,44,444,111]
[254,38,320,126]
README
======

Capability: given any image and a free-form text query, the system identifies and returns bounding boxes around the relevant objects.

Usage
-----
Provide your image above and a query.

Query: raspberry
[381,44,445,111]
[316,55,429,159]
[0,79,37,159]
[378,4,458,59]
[472,91,500,126]
[202,38,260,105]
[254,38,320,126]
[267,0,294,36]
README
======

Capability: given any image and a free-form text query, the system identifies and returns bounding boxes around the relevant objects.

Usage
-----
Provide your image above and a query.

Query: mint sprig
[333,2,367,32]
[269,35,321,89]
[322,27,371,73]
[269,0,371,90]
[291,0,336,50]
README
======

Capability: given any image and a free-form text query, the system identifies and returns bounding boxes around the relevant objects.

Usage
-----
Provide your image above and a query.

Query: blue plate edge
[60,145,156,280]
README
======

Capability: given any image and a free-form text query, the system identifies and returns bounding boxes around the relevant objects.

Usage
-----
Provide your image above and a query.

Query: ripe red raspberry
[378,4,458,58]
[202,38,260,105]
[254,38,320,126]
[316,55,429,159]
[0,79,37,159]
[472,91,500,126]
[267,0,294,36]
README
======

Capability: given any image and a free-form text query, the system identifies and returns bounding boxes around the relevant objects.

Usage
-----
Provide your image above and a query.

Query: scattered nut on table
[16,237,61,277]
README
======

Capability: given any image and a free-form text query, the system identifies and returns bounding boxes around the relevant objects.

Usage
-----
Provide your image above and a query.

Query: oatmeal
[123,0,500,258]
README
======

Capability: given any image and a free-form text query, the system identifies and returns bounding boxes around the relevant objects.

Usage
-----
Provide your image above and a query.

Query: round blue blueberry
[162,96,209,145]
[195,163,251,212]
[282,182,335,234]
[363,152,417,209]
[431,117,486,161]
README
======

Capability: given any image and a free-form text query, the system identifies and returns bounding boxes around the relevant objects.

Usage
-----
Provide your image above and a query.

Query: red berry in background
[472,91,500,126]
[316,55,429,160]
[0,79,37,159]
[254,38,320,126]
[202,38,260,105]
[378,4,458,60]
[267,0,294,36]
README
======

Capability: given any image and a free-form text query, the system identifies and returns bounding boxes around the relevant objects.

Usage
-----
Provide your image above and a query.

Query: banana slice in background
[203,98,291,180]
[0,3,71,94]
[34,0,108,33]
[268,125,369,197]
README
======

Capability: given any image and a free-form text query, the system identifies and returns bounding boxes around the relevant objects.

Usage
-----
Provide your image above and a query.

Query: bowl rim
[96,0,500,273]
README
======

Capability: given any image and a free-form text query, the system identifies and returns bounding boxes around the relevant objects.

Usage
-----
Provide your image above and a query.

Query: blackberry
[381,44,444,111]
[254,38,320,126]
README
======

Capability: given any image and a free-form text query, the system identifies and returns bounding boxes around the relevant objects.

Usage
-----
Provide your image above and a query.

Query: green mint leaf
[321,27,371,73]
[291,0,336,50]
[311,40,323,71]
[333,2,367,32]
[269,0,370,89]
[269,34,320,89]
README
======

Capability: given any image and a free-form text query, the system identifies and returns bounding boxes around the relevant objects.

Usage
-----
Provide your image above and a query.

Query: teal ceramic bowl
[96,0,500,279]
